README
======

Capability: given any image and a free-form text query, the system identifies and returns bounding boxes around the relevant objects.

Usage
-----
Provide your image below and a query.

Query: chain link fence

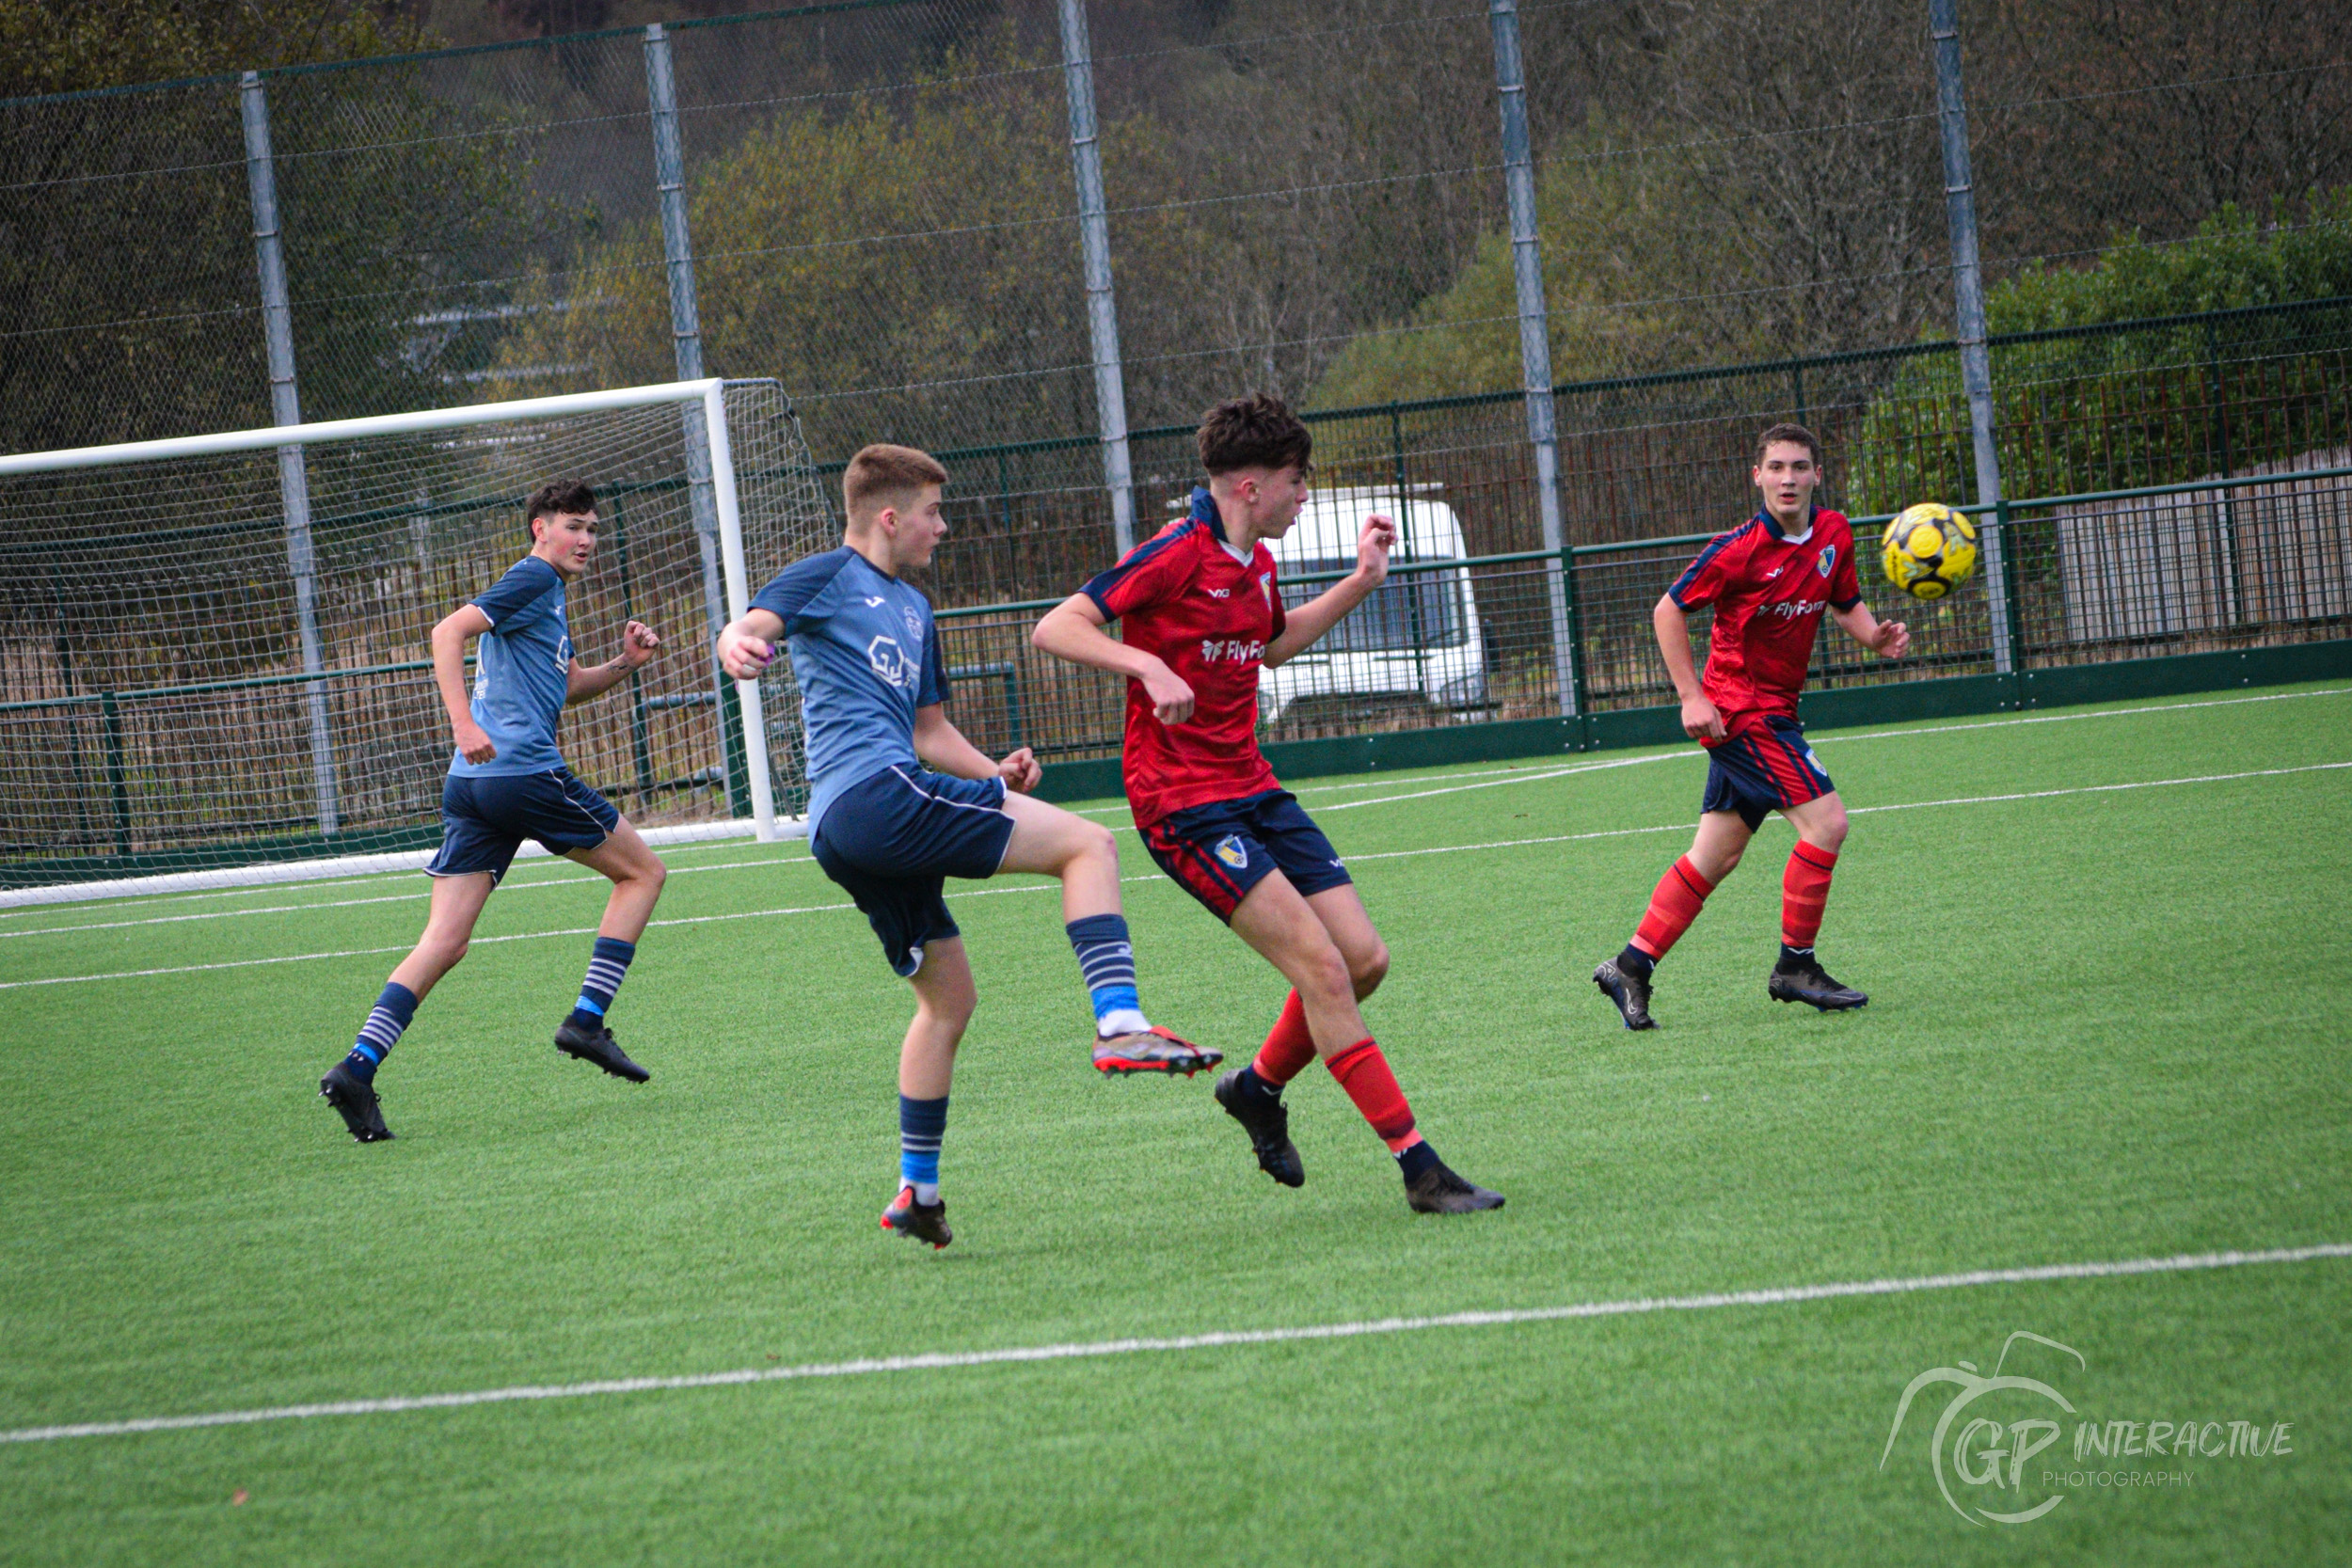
[3,0,2347,872]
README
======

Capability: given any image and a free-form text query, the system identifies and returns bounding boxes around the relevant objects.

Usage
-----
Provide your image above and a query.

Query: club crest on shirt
[1817,545,1836,578]
[1260,575,1274,609]
[902,605,923,639]
[1214,834,1249,870]
[866,635,919,689]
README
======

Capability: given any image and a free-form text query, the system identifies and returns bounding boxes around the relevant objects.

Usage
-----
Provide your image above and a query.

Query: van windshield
[1281,559,1468,652]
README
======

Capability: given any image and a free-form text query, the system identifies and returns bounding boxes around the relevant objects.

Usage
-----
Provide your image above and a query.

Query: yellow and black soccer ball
[1881,502,1979,600]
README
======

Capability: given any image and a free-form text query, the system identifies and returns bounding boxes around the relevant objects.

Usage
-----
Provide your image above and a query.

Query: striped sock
[1066,914,1148,1037]
[566,937,636,1032]
[342,982,418,1083]
[899,1094,948,1205]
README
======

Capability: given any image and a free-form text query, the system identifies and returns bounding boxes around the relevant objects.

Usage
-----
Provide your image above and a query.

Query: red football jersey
[1667,506,1863,740]
[1081,489,1288,826]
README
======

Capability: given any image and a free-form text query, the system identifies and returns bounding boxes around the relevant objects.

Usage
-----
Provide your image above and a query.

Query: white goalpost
[0,378,835,904]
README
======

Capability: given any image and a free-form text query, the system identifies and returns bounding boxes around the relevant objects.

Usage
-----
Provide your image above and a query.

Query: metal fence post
[1486,0,1578,718]
[645,24,748,816]
[1929,0,2016,674]
[1056,0,1136,556]
[241,71,341,837]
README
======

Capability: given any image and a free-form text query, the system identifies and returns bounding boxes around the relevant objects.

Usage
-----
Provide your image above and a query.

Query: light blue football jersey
[750,546,950,834]
[451,555,572,777]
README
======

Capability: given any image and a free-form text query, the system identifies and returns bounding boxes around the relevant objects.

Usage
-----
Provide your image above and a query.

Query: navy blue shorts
[809,765,1016,977]
[1140,788,1353,923]
[426,767,619,884]
[1701,716,1836,830]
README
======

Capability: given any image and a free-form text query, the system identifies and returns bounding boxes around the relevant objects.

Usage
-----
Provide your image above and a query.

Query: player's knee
[1349,941,1391,999]
[1807,804,1849,851]
[421,932,469,970]
[1075,819,1119,870]
[1297,942,1354,1007]
[640,856,668,895]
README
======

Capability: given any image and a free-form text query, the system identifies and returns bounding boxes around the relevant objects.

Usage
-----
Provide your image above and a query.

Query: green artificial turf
[2,682,2347,1565]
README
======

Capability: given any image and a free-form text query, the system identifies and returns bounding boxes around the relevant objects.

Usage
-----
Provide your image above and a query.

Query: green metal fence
[831,295,2352,630]
[928,462,2352,770]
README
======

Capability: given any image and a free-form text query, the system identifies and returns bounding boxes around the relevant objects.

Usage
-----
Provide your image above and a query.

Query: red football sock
[1631,855,1715,959]
[1249,990,1318,1088]
[1327,1038,1418,1152]
[1782,842,1838,948]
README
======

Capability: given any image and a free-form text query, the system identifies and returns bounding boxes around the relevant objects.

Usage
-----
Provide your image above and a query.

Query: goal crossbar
[0,379,729,475]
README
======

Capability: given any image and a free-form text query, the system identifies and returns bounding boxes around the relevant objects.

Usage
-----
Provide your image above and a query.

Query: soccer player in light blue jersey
[319,479,671,1144]
[717,444,1216,1248]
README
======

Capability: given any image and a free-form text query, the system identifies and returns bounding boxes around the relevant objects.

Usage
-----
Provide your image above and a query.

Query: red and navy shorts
[1701,716,1835,829]
[1139,788,1353,923]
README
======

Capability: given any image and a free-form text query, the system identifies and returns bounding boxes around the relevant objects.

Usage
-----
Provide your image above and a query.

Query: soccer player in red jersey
[1593,423,1911,1029]
[1032,394,1502,1213]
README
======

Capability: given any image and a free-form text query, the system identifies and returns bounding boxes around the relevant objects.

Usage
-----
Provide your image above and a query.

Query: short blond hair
[844,443,947,524]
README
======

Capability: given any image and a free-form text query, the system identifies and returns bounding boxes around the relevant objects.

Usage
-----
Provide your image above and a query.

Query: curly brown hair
[1197,392,1312,477]
[525,478,596,539]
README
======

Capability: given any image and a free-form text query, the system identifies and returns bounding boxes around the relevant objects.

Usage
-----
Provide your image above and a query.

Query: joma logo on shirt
[1200,638,1263,663]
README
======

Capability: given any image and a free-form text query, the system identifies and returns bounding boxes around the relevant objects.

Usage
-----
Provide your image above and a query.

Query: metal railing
[926,462,2352,766]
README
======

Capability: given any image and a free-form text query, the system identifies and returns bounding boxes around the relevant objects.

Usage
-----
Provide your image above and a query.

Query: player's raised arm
[911,704,1040,793]
[1263,513,1395,667]
[432,603,497,763]
[567,620,662,702]
[1832,600,1910,659]
[1031,594,1197,725]
[716,607,786,680]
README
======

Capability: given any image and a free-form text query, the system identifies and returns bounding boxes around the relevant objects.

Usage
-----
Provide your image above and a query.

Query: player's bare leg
[322,870,496,1143]
[551,816,668,1081]
[1597,810,1755,1030]
[882,938,975,1248]
[1769,792,1865,1011]
[1224,872,1500,1212]
[996,791,1217,1075]
[565,816,668,941]
[389,870,499,999]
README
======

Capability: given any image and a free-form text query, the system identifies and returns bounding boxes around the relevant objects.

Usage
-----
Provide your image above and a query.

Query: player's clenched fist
[996,746,1041,794]
[1141,659,1196,726]
[621,620,663,667]
[716,625,773,680]
[1356,513,1397,583]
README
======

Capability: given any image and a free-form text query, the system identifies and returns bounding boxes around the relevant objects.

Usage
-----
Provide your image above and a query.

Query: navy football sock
[899,1094,949,1204]
[1616,943,1656,980]
[1777,942,1816,972]
[1235,1065,1282,1103]
[1066,914,1146,1035]
[566,937,636,1032]
[342,982,418,1083]
[1395,1138,1442,1183]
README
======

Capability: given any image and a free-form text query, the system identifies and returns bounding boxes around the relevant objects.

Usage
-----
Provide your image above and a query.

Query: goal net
[0,379,834,897]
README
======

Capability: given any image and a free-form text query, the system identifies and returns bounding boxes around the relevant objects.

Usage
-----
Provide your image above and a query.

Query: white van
[1249,486,1488,725]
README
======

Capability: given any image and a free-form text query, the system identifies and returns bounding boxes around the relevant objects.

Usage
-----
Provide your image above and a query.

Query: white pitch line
[6,1242,2344,1446]
[7,760,2344,991]
[1315,751,1688,812]
[14,684,2341,918]
[1813,684,2352,752]
[0,852,820,940]
[8,761,2343,991]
